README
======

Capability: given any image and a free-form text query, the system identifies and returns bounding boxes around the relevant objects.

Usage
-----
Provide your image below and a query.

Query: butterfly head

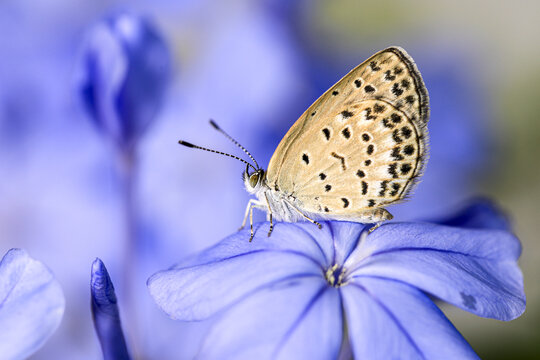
[243,165,266,194]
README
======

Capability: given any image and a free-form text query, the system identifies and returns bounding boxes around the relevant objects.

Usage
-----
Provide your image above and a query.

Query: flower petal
[347,223,524,320]
[175,223,332,270]
[342,277,479,359]
[432,198,512,231]
[0,249,65,359]
[148,225,328,321]
[79,17,127,140]
[198,277,341,360]
[91,258,131,360]
[324,221,369,266]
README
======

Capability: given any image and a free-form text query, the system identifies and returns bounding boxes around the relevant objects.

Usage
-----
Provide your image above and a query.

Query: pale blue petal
[342,277,479,360]
[0,249,65,359]
[323,221,368,266]
[347,223,524,320]
[198,277,342,360]
[283,221,345,267]
[173,223,330,270]
[432,198,511,231]
[148,226,326,321]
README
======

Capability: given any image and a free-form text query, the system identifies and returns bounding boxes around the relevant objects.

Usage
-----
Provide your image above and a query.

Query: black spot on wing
[384,70,396,81]
[366,144,374,155]
[403,145,415,155]
[369,61,381,71]
[342,127,351,139]
[319,173,326,180]
[379,180,389,196]
[341,110,354,119]
[302,153,310,164]
[391,113,402,123]
[405,95,415,104]
[364,108,376,120]
[391,147,404,161]
[364,85,376,93]
[361,181,368,195]
[331,152,347,171]
[382,118,395,129]
[401,126,412,139]
[354,79,362,88]
[388,163,398,179]
[390,183,401,196]
[401,163,412,175]
[322,128,331,140]
[401,79,410,89]
[392,129,403,143]
[392,83,404,96]
[373,104,386,113]
[341,198,350,208]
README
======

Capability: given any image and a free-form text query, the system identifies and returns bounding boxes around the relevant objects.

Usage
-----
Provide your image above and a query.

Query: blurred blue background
[0,0,538,359]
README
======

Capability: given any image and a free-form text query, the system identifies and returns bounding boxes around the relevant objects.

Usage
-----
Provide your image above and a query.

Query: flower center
[325,264,348,288]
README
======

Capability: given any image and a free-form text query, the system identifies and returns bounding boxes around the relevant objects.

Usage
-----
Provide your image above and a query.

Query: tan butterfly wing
[266,47,429,217]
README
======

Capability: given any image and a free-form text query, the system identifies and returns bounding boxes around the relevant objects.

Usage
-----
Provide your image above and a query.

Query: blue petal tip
[90,258,131,360]
[91,258,117,307]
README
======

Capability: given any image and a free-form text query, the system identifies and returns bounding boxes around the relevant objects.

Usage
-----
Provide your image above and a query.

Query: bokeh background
[0,0,538,359]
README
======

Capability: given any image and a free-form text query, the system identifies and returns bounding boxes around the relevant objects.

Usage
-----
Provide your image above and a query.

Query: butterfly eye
[249,173,259,188]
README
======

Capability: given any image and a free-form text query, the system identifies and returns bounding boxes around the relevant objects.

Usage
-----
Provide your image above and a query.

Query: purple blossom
[148,203,525,359]
[78,12,171,149]
[0,248,65,359]
[91,258,131,360]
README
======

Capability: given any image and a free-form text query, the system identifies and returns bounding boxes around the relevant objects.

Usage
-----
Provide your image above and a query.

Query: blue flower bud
[91,258,131,360]
[79,13,171,148]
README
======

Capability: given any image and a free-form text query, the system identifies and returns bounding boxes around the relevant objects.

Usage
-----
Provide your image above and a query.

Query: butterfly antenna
[209,120,260,169]
[178,140,257,171]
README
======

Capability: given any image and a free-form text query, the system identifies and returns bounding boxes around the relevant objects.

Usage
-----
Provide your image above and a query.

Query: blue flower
[0,248,65,359]
[148,204,525,359]
[78,12,171,148]
[91,258,131,360]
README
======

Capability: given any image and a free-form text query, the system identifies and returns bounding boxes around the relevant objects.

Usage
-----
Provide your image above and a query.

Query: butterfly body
[244,169,393,224]
[180,46,429,241]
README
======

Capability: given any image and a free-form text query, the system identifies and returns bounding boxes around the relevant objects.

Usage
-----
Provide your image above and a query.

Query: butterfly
[180,47,429,241]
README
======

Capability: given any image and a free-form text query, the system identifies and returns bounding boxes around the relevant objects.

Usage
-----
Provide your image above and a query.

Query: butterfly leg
[249,204,255,242]
[368,223,382,233]
[264,193,274,237]
[240,199,265,242]
[363,208,393,233]
[285,199,322,229]
[239,199,259,231]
